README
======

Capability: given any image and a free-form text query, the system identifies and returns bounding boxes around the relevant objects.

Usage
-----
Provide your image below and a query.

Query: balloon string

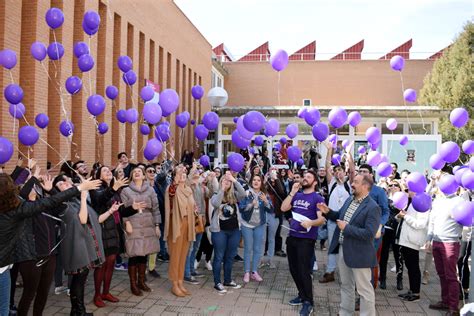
[277,71,281,121]
[8,70,14,84]
[399,72,415,135]
[127,84,138,160]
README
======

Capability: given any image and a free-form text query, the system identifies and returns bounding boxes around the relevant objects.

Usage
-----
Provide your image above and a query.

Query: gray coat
[209,181,246,233]
[120,182,160,256]
[60,198,104,273]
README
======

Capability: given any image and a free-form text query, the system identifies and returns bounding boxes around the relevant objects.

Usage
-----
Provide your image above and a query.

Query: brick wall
[0,0,212,171]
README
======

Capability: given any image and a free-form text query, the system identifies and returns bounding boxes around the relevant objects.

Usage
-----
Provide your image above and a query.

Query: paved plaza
[13,236,459,316]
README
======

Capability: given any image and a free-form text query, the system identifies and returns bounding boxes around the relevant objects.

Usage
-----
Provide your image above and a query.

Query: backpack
[329,180,351,197]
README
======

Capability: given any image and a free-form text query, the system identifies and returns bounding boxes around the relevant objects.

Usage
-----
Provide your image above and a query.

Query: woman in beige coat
[164,164,196,297]
[120,167,161,296]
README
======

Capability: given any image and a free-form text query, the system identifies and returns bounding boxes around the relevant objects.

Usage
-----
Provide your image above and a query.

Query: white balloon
[207,87,228,107]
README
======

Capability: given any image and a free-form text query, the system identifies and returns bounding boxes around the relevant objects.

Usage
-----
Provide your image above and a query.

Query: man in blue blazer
[318,174,380,316]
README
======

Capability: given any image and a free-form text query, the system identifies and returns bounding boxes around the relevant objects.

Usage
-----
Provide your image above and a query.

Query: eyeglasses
[389,184,400,188]
[146,170,156,174]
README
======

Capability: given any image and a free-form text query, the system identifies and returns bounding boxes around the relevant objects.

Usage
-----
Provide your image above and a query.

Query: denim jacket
[238,190,274,226]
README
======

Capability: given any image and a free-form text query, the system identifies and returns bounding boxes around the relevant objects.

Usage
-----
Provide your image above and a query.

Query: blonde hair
[220,177,237,205]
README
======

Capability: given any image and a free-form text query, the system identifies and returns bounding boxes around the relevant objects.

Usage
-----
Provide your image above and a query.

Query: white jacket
[396,203,430,251]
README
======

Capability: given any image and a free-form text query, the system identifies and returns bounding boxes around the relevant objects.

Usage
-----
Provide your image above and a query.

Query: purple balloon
[144,139,163,160]
[182,111,190,121]
[83,11,100,31]
[386,118,397,131]
[332,154,342,165]
[370,141,380,151]
[58,120,73,137]
[377,162,393,177]
[195,124,209,141]
[429,154,445,170]
[191,85,204,100]
[243,111,266,132]
[274,143,282,151]
[438,174,459,195]
[392,191,408,210]
[227,153,245,172]
[471,157,474,172]
[18,126,39,146]
[47,42,64,60]
[406,172,428,193]
[232,130,251,149]
[367,151,382,167]
[143,103,162,125]
[439,141,460,163]
[45,8,64,29]
[106,85,118,100]
[155,123,171,141]
[140,124,150,135]
[358,146,366,155]
[35,113,49,129]
[65,76,82,95]
[1,49,17,69]
[30,42,47,61]
[286,124,299,139]
[328,107,347,129]
[254,136,264,146]
[86,95,106,116]
[403,89,417,103]
[78,54,94,72]
[4,84,23,104]
[365,127,381,144]
[347,111,362,127]
[297,158,304,166]
[390,55,405,71]
[304,108,321,126]
[298,108,307,119]
[270,49,289,72]
[452,201,474,226]
[462,140,474,155]
[117,56,133,72]
[199,155,210,167]
[280,137,287,144]
[190,119,196,125]
[159,89,179,117]
[73,42,89,58]
[98,122,108,134]
[175,113,188,129]
[202,112,219,131]
[287,146,302,162]
[233,117,239,124]
[328,134,338,147]
[462,171,474,190]
[125,108,138,123]
[0,137,14,164]
[312,122,329,142]
[455,167,469,185]
[123,70,137,86]
[9,103,25,119]
[236,116,255,139]
[263,118,279,137]
[450,108,469,128]
[116,109,127,123]
[412,192,431,212]
[399,135,409,146]
[82,20,98,36]
[140,86,155,102]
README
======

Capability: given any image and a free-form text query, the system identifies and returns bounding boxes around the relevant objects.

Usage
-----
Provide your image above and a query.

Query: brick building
[0,0,211,170]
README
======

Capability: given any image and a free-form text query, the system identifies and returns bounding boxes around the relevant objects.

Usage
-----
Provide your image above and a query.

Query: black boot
[379,279,386,289]
[397,275,403,291]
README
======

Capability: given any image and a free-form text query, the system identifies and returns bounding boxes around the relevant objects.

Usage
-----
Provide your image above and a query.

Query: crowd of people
[0,139,472,316]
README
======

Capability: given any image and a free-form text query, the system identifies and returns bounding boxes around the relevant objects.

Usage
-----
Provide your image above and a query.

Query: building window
[382,123,404,134]
[410,123,432,134]
[303,99,311,106]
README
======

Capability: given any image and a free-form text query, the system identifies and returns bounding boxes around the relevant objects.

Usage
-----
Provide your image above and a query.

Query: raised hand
[317,202,329,214]
[78,178,102,191]
[113,177,129,191]
[40,174,53,191]
[290,182,300,196]
[28,158,37,170]
[225,171,236,183]
[109,202,123,214]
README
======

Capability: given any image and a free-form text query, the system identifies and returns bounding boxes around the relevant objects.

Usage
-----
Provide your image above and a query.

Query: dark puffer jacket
[0,185,80,267]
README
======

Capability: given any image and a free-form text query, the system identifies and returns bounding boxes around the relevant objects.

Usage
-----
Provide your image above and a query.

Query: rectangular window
[410,123,432,134]
[382,123,404,134]
[303,99,311,106]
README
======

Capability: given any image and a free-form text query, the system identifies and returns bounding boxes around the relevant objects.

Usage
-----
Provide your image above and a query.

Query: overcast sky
[174,0,472,60]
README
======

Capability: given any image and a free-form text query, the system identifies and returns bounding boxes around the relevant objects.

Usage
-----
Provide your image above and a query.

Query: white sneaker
[390,266,396,273]
[54,286,68,295]
[194,260,199,270]
[205,261,213,271]
[312,262,319,272]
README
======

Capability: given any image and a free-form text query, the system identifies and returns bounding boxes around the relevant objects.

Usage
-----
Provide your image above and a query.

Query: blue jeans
[241,224,265,273]
[263,215,279,262]
[0,269,11,316]
[159,222,168,256]
[211,229,241,285]
[184,233,203,278]
[326,220,338,273]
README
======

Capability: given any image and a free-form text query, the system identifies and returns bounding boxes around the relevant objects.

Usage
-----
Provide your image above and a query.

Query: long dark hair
[249,174,267,194]
[0,174,20,213]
